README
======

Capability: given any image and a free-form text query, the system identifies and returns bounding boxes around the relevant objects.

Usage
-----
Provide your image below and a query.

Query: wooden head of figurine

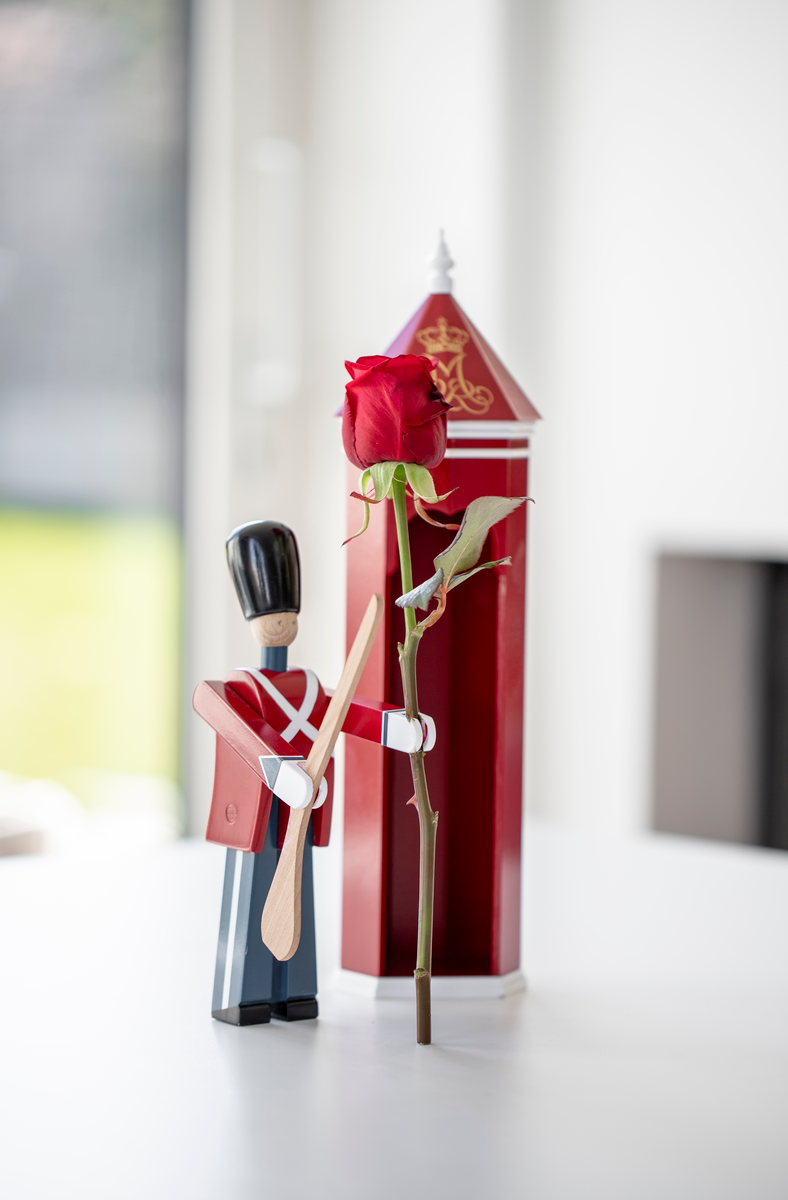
[225,520,300,667]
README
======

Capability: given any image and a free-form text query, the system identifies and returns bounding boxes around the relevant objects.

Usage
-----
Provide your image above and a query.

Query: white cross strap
[239,666,321,743]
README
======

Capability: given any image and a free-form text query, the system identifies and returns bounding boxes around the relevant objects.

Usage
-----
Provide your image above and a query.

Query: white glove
[381,710,437,753]
[258,755,328,810]
[420,714,437,752]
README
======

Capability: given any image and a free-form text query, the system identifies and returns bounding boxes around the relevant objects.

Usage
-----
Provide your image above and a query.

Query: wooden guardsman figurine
[194,519,434,1025]
[341,236,540,997]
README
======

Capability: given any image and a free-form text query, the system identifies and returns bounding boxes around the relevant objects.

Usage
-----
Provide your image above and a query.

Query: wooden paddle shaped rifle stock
[261,594,383,960]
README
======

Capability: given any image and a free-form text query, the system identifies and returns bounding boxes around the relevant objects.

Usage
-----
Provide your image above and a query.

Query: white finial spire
[426,229,454,294]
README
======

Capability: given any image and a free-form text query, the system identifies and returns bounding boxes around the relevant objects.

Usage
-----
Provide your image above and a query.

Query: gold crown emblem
[415,316,469,356]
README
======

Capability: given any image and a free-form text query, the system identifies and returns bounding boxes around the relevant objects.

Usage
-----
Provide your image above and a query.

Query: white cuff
[381,710,436,753]
[259,755,328,810]
[381,709,422,753]
[420,714,437,752]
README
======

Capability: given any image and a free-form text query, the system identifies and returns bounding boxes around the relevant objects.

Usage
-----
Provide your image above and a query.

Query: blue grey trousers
[212,803,317,1014]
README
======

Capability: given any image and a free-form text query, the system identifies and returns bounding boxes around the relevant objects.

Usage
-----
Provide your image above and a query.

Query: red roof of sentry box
[385,291,540,424]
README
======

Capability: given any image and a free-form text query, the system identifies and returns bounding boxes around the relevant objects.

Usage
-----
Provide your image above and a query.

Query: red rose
[342,354,450,470]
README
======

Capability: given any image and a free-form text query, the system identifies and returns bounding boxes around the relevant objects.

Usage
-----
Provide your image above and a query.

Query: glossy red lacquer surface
[341,295,535,978]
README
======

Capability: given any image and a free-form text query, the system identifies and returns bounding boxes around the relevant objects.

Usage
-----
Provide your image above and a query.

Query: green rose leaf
[446,557,512,592]
[396,568,444,610]
[434,496,527,587]
[413,495,529,631]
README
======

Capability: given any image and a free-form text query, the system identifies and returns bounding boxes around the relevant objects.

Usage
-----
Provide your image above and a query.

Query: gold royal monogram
[415,316,494,416]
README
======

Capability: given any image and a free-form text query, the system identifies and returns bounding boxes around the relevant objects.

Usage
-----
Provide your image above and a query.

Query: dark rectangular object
[212,1003,272,1026]
[761,563,788,849]
[271,999,319,1022]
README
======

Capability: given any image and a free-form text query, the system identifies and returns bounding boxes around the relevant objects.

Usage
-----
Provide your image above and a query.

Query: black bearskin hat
[225,520,301,620]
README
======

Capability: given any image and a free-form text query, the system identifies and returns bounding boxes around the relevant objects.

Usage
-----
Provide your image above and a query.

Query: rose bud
[342,354,451,470]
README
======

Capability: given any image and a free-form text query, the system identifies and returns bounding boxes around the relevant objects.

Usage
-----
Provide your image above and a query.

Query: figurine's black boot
[212,1002,273,1026]
[271,998,318,1022]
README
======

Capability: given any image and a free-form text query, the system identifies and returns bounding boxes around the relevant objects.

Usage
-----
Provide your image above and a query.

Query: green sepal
[370,461,399,501]
[403,463,453,503]
[343,472,372,545]
[343,469,375,545]
[404,463,437,500]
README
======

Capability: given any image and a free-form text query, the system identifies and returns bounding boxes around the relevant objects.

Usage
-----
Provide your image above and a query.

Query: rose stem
[391,472,438,1046]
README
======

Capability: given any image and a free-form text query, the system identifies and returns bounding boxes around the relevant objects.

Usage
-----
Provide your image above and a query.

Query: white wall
[186,0,788,838]
[299,0,510,673]
[184,0,233,833]
[515,0,788,832]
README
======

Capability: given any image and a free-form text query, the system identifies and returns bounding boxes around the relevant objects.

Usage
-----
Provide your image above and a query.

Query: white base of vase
[333,968,526,1000]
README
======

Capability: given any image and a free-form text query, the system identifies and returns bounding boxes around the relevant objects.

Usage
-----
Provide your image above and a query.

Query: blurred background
[1,0,787,859]
[0,0,187,851]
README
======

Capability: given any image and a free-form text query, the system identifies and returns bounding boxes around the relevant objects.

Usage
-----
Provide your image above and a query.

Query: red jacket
[193,667,399,853]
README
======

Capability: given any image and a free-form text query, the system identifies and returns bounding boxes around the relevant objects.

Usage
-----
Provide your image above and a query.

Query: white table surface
[1,819,787,1199]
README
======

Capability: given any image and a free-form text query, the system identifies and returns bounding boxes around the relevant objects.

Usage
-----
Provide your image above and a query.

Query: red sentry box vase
[342,291,540,982]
